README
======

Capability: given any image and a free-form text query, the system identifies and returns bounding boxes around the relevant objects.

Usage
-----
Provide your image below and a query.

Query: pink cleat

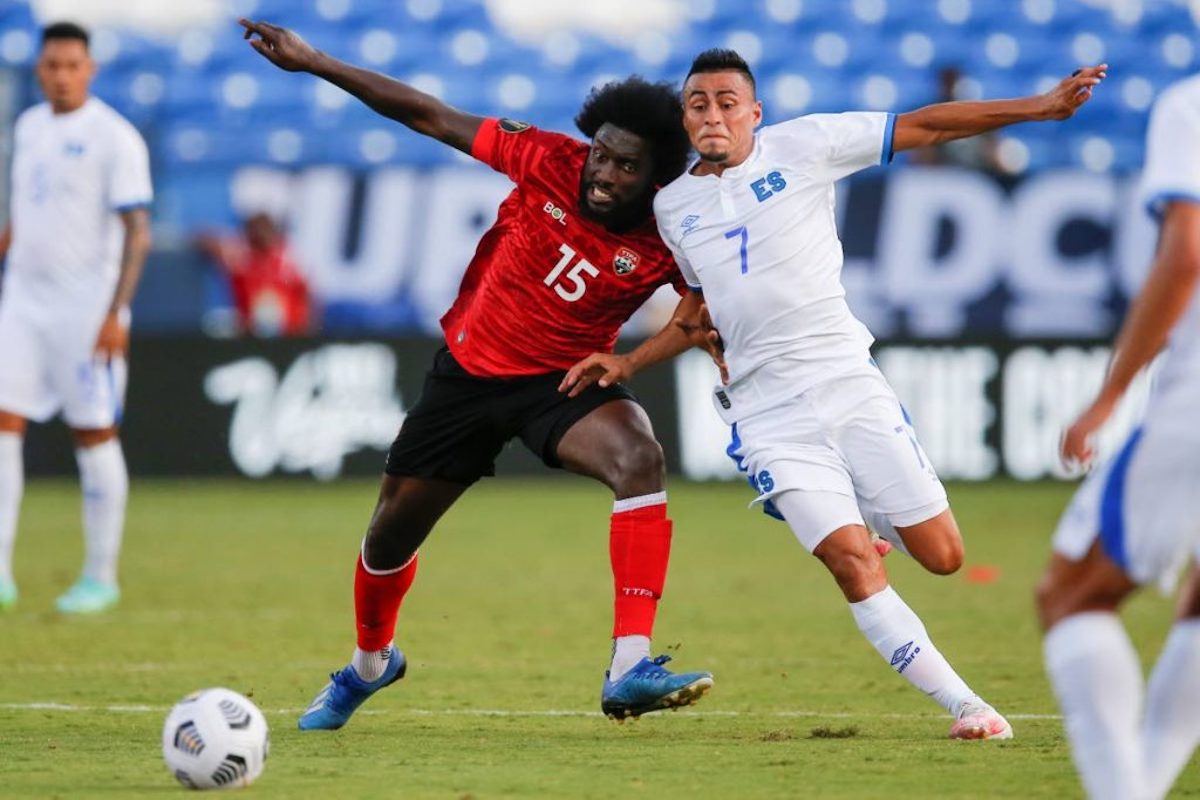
[870,531,893,558]
[949,698,1013,740]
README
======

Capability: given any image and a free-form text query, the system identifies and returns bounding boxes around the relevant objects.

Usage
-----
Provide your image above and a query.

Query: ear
[752,100,763,126]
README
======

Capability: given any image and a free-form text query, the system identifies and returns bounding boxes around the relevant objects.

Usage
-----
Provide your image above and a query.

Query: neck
[50,97,87,114]
[690,144,753,177]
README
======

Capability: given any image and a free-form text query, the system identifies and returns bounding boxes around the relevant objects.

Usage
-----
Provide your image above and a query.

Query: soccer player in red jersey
[240,19,715,729]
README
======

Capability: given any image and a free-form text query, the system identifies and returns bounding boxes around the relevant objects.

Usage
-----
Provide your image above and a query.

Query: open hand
[1042,64,1107,120]
[559,353,633,398]
[93,311,129,361]
[1060,395,1116,469]
[675,302,729,384]
[239,19,320,72]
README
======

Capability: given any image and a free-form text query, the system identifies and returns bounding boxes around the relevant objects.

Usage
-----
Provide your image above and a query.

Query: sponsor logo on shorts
[715,389,731,409]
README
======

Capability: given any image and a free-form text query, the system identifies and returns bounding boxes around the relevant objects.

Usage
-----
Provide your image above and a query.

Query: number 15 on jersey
[544,243,599,302]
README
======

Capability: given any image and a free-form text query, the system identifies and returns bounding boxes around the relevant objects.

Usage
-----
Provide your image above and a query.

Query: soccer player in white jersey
[1036,74,1200,800]
[0,22,153,613]
[564,49,1105,739]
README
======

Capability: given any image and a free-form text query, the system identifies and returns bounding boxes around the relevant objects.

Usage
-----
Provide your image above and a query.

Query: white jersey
[4,97,152,311]
[1139,74,1200,431]
[654,112,894,423]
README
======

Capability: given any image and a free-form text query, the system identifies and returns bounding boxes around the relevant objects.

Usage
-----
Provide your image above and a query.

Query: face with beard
[577,123,657,233]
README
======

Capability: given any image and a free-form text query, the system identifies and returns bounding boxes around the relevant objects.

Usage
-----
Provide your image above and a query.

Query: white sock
[0,433,23,584]
[76,440,128,586]
[1044,612,1145,800]
[609,634,651,680]
[351,644,394,682]
[849,585,975,716]
[1143,619,1200,800]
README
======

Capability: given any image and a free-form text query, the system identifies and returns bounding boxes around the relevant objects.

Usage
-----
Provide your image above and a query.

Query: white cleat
[949,698,1013,740]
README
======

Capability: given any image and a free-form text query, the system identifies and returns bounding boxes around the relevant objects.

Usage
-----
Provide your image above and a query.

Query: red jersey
[440,118,686,377]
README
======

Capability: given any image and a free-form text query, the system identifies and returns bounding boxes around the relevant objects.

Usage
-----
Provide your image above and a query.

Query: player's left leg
[56,347,129,614]
[552,399,713,719]
[57,425,127,614]
[772,489,1009,739]
[1142,561,1200,799]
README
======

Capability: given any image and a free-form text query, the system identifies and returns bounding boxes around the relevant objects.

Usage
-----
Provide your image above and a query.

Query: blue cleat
[297,645,407,731]
[601,655,713,721]
[55,578,119,614]
[0,578,16,612]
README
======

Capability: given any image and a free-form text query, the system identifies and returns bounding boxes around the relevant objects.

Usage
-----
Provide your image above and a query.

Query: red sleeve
[470,117,577,184]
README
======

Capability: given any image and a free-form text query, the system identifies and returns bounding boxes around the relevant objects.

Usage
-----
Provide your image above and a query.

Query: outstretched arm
[892,65,1107,153]
[1061,201,1200,465]
[239,19,484,154]
[559,291,727,397]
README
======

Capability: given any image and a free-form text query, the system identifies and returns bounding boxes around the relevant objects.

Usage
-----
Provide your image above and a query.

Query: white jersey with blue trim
[654,111,895,423]
[1139,74,1200,426]
[5,97,152,308]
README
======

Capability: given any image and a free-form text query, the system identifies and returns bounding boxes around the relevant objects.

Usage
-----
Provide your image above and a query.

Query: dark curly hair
[575,76,690,186]
[686,48,756,95]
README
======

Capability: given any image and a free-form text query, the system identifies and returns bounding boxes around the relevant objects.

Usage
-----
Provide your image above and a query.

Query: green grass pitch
[1,478,1196,798]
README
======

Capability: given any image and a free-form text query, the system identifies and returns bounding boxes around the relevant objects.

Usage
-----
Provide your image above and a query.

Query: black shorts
[385,346,638,485]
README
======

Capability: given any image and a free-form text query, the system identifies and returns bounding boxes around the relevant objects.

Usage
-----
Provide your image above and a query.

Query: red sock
[354,551,418,651]
[609,498,672,638]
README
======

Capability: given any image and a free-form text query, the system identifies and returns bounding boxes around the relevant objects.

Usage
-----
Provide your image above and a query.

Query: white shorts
[1053,424,1200,586]
[0,296,126,429]
[727,366,948,552]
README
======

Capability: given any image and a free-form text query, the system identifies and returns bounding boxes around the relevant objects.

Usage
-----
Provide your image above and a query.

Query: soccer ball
[162,688,269,790]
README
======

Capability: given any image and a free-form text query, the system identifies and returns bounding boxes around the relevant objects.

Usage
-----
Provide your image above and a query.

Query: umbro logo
[890,641,921,674]
[680,214,701,237]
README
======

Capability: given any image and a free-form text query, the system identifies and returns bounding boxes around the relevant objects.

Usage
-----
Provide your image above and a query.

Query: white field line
[0,703,1062,721]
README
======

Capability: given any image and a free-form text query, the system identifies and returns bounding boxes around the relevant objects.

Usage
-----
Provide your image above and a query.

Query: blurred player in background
[1037,74,1200,800]
[195,212,314,337]
[240,19,718,729]
[566,49,1106,739]
[0,22,152,614]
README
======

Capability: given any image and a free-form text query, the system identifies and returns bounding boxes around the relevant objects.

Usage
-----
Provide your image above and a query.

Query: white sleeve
[1140,86,1200,219]
[772,112,895,183]
[654,207,701,289]
[108,122,153,211]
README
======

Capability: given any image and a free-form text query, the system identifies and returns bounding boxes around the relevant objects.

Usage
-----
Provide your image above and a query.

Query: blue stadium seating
[2,0,1197,225]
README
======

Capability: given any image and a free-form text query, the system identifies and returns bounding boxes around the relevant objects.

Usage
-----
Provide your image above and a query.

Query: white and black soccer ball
[162,688,269,790]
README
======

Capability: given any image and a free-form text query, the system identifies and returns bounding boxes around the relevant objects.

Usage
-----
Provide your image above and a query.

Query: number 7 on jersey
[725,225,749,274]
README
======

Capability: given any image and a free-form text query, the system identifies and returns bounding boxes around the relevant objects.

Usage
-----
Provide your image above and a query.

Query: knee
[817,532,884,598]
[607,436,665,494]
[71,427,118,448]
[921,535,964,576]
[1035,570,1071,631]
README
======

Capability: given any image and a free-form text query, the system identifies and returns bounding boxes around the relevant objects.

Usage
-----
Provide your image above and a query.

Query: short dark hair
[686,48,756,94]
[42,21,89,49]
[575,76,690,186]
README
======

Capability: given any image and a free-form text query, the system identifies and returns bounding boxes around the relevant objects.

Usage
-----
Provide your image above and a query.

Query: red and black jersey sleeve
[470,117,576,184]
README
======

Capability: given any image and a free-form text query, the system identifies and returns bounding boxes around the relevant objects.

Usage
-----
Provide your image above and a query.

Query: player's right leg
[298,474,467,731]
[299,346,497,731]
[0,410,26,611]
[0,300,54,612]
